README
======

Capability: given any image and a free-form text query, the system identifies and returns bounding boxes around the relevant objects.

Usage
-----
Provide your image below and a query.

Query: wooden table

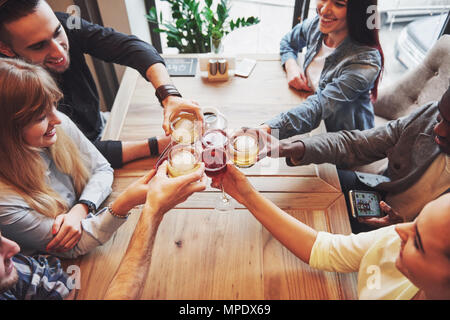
[73,54,358,300]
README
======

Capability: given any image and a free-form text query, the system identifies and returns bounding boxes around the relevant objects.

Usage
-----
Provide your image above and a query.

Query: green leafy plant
[146,0,260,53]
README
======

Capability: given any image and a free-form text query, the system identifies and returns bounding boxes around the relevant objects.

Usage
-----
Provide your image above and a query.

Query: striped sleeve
[1,254,73,300]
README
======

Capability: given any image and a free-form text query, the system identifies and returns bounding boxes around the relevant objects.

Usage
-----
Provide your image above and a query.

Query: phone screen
[351,191,382,218]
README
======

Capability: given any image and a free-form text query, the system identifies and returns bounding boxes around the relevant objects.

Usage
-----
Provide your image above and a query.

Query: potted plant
[146,0,260,53]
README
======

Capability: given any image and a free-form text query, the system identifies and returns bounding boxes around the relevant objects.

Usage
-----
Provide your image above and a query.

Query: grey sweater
[293,102,441,195]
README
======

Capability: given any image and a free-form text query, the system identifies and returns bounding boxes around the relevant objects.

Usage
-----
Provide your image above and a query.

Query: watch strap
[77,200,96,214]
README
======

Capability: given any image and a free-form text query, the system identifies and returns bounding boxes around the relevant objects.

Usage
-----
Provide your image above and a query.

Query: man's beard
[0,268,19,294]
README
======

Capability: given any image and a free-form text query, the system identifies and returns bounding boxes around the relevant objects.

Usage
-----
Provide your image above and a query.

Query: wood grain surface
[72,54,357,300]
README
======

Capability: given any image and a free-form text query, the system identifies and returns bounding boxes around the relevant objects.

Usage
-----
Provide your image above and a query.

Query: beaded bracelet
[107,204,131,219]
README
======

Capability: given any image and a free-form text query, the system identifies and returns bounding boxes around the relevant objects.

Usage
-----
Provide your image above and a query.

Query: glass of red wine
[201,128,234,212]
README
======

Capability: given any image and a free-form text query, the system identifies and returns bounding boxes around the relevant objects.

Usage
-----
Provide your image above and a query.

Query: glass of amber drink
[230,131,259,168]
[167,144,201,178]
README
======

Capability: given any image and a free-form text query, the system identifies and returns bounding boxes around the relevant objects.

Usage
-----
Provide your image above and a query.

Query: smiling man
[258,87,450,233]
[0,0,202,169]
[0,231,75,300]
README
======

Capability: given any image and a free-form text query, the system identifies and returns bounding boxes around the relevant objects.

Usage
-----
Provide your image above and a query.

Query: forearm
[121,140,151,164]
[266,100,323,139]
[243,190,317,263]
[284,58,300,73]
[146,63,172,90]
[104,204,163,300]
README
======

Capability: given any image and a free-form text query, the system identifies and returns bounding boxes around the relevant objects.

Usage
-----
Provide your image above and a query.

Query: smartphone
[349,190,383,218]
[235,58,256,78]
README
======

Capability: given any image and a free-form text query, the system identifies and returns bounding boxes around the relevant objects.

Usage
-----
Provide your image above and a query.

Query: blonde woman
[213,165,450,300]
[0,58,207,259]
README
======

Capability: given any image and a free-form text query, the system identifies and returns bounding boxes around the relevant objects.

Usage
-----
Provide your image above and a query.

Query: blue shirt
[0,254,72,300]
[267,16,382,139]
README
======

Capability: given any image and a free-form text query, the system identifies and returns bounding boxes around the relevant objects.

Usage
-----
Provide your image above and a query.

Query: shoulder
[57,111,80,137]
[403,101,438,122]
[339,39,382,67]
[55,12,70,26]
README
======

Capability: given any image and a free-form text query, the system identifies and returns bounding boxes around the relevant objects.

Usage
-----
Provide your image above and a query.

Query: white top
[386,154,450,221]
[0,112,120,259]
[309,225,419,300]
[305,40,335,91]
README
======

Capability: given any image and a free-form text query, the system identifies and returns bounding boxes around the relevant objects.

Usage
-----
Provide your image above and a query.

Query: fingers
[46,222,70,251]
[380,201,403,223]
[54,232,81,252]
[288,78,303,91]
[181,174,208,196]
[162,113,171,136]
[298,74,313,92]
[173,163,205,186]
[142,169,157,184]
[192,105,204,124]
[211,179,221,189]
[52,214,64,235]
[156,161,169,177]
[380,201,394,216]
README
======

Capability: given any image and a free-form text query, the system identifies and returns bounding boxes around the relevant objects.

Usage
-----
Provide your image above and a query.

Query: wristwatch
[155,84,182,107]
[77,200,97,214]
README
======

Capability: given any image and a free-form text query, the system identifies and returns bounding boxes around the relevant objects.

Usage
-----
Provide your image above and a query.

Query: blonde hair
[0,58,91,217]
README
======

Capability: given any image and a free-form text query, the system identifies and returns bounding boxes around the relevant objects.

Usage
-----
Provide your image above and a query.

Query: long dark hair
[347,0,384,101]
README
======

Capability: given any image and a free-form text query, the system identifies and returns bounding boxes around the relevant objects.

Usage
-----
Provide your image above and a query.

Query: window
[302,0,450,86]
[154,0,297,54]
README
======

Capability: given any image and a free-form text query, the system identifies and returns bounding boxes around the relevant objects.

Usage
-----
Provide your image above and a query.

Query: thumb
[163,119,171,136]
[380,201,394,216]
[52,214,65,235]
[156,161,168,177]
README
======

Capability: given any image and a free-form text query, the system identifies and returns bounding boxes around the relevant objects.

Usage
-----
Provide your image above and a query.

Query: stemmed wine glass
[201,128,234,212]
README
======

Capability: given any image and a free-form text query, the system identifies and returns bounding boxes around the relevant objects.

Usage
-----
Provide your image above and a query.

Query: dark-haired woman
[261,0,384,138]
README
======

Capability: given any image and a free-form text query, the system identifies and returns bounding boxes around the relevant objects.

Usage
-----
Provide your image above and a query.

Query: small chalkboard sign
[165,58,198,77]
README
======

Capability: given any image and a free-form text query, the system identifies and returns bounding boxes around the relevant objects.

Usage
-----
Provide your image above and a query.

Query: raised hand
[162,96,204,136]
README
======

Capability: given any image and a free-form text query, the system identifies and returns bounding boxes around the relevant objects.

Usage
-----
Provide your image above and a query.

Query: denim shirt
[267,16,382,139]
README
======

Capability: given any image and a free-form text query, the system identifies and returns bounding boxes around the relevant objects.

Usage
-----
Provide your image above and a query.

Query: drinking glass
[170,111,202,145]
[230,131,259,168]
[202,106,228,131]
[155,110,202,170]
[201,129,234,212]
[167,144,201,178]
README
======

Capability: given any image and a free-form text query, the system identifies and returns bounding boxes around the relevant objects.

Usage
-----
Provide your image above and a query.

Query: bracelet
[107,204,131,219]
[155,84,182,107]
[148,136,159,156]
